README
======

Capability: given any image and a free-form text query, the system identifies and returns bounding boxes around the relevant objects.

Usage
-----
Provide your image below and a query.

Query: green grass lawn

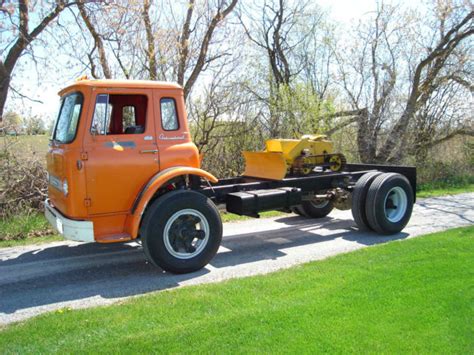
[0,234,62,248]
[416,172,473,198]
[1,226,472,353]
[0,213,61,248]
[417,183,474,198]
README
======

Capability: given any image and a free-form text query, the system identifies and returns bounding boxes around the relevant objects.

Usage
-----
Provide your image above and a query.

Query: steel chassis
[195,163,416,209]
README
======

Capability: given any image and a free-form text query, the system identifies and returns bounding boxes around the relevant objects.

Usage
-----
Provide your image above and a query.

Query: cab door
[83,89,159,215]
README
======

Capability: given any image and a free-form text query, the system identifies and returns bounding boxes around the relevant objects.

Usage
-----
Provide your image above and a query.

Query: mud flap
[243,151,287,180]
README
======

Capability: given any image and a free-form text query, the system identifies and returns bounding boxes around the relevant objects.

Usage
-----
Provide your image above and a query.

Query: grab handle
[140,149,158,154]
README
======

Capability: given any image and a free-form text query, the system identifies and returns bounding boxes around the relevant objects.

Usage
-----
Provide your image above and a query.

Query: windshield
[52,92,84,144]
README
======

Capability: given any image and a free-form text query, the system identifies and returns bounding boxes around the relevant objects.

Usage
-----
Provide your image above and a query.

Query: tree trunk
[143,0,157,80]
[0,65,10,121]
[78,1,112,79]
[181,0,238,100]
[356,110,377,162]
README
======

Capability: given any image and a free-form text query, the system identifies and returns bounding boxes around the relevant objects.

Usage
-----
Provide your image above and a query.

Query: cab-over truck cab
[46,80,216,249]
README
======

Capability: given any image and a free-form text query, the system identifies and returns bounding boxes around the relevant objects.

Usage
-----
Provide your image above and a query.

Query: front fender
[126,167,218,238]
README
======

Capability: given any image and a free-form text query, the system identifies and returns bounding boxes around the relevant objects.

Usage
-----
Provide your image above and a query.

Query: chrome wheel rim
[384,187,408,223]
[163,209,210,260]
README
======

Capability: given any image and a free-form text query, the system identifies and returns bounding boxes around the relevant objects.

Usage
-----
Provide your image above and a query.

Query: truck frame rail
[196,163,416,206]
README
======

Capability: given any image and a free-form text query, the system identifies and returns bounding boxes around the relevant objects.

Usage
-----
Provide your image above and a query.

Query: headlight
[62,179,68,196]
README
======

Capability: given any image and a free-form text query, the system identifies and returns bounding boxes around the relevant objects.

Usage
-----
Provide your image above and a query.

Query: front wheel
[140,190,222,274]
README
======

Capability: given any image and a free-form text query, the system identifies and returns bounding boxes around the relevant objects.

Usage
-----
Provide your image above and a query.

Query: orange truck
[45,79,416,273]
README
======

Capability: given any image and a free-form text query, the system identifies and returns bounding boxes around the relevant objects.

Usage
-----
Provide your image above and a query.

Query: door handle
[140,149,158,154]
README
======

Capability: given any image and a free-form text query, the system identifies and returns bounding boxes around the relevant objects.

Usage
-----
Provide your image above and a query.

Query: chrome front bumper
[44,199,94,242]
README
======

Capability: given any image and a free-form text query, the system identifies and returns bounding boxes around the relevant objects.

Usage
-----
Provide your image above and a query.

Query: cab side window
[91,94,147,135]
[160,98,179,131]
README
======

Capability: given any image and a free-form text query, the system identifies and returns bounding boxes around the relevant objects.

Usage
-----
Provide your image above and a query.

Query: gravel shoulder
[1,193,472,326]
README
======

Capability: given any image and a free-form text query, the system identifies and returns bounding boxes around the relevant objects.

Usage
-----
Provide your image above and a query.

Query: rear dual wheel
[352,172,413,234]
[351,171,383,230]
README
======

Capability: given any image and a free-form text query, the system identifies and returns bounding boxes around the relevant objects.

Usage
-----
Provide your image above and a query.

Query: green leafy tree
[2,111,23,134]
[23,115,45,135]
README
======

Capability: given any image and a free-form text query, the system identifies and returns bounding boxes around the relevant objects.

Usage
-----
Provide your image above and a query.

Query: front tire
[140,190,222,274]
[365,173,414,234]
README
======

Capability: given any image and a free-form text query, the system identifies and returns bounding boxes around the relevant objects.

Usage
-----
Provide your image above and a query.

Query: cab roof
[59,79,182,96]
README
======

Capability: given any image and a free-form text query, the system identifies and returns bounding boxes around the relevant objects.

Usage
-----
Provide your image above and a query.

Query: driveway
[1,193,472,325]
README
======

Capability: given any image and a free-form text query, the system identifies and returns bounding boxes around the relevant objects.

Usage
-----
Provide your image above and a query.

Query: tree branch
[78,1,112,79]
[177,0,195,86]
[9,85,43,104]
[183,0,238,99]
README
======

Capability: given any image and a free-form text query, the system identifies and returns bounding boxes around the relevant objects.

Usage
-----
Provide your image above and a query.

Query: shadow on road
[0,213,410,316]
[212,216,408,268]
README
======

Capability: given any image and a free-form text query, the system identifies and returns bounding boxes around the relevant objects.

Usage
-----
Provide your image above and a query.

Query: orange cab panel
[154,89,200,169]
[46,145,88,218]
[82,89,159,215]
[89,214,128,241]
[46,89,88,219]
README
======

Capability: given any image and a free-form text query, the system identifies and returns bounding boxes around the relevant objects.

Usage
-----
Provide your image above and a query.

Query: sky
[318,0,376,22]
[7,0,397,123]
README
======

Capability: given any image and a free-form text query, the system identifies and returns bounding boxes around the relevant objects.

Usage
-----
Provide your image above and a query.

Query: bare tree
[67,0,238,93]
[188,70,264,176]
[240,0,327,137]
[240,0,311,89]
[77,0,112,79]
[378,7,473,162]
[333,3,400,162]
[0,0,76,122]
[56,2,143,80]
[333,2,473,163]
[410,79,473,163]
[176,0,238,99]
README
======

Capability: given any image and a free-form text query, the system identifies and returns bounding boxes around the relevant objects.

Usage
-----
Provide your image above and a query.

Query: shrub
[0,140,48,219]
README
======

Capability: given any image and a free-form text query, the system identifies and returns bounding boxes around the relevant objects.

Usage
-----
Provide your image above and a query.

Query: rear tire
[140,190,222,274]
[365,173,414,234]
[351,171,383,231]
[296,199,334,218]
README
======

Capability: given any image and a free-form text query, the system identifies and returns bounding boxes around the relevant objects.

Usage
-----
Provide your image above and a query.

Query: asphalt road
[1,193,473,325]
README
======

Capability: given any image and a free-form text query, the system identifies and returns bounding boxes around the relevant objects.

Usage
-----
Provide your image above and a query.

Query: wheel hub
[164,209,210,259]
[383,187,408,223]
